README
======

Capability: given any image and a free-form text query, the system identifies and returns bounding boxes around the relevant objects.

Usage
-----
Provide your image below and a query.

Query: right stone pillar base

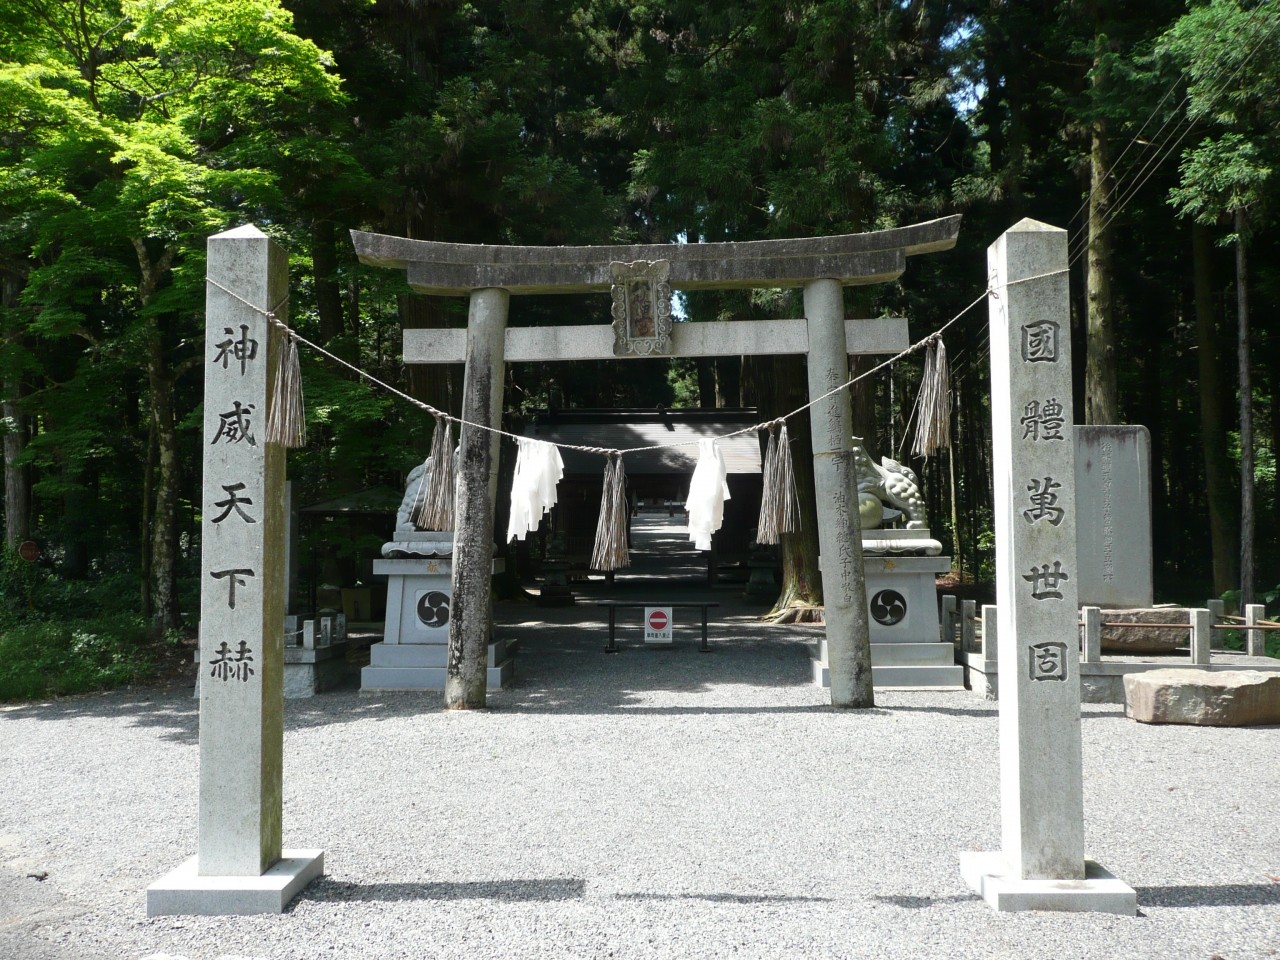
[959,852,1137,914]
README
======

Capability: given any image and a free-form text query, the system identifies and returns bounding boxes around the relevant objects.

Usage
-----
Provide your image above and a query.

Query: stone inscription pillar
[446,287,509,709]
[198,225,289,877]
[148,225,322,917]
[988,220,1083,879]
[961,219,1134,913]
[804,279,873,708]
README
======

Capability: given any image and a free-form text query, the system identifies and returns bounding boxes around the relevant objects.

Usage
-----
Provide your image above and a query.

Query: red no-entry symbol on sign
[644,606,674,644]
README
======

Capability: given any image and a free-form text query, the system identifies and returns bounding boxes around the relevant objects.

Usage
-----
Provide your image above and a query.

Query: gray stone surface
[1125,668,1280,726]
[1097,608,1189,654]
[985,219,1088,883]
[147,851,324,917]
[960,853,1136,915]
[404,317,909,362]
[1075,426,1153,608]
[283,643,351,699]
[1246,603,1269,658]
[810,637,963,689]
[861,529,943,556]
[446,288,508,708]
[979,604,999,699]
[369,550,511,694]
[375,558,454,646]
[861,556,950,644]
[966,652,1280,705]
[352,217,961,294]
[195,224,289,879]
[805,278,873,707]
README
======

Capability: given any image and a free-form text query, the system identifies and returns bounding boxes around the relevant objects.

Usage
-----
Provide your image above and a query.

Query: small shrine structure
[352,217,962,710]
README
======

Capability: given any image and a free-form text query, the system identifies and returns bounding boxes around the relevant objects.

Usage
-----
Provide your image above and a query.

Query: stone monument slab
[1075,425,1152,608]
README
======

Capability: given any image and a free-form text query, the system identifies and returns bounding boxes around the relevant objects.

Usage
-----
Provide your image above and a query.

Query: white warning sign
[644,606,673,645]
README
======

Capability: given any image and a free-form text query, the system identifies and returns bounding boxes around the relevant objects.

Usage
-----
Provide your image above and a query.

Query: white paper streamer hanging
[507,437,564,542]
[685,438,730,551]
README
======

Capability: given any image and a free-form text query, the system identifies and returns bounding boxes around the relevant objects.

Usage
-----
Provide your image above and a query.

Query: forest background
[2,0,1278,697]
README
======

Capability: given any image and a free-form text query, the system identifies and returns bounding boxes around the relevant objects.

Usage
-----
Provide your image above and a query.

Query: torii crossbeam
[352,215,961,710]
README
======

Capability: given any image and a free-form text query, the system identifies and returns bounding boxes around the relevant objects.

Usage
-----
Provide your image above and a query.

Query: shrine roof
[525,408,762,476]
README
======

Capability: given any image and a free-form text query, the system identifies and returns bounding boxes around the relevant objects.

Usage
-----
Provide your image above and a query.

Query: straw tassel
[266,330,306,448]
[412,417,456,531]
[910,335,951,457]
[590,452,630,571]
[757,421,799,544]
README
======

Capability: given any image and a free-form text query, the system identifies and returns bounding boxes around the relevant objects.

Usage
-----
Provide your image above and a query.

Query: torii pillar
[352,217,961,708]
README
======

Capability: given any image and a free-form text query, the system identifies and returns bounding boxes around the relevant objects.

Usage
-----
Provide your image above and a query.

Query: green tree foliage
[1,0,352,633]
[2,0,1279,691]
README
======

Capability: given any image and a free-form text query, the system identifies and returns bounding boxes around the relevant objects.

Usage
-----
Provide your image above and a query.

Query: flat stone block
[1124,669,1280,726]
[1098,608,1188,654]
[284,641,348,664]
[367,638,510,670]
[815,638,954,665]
[369,641,449,668]
[871,664,965,687]
[960,852,1136,915]
[360,658,511,692]
[870,642,957,666]
[283,655,351,699]
[147,849,324,917]
[810,654,963,690]
[374,558,454,576]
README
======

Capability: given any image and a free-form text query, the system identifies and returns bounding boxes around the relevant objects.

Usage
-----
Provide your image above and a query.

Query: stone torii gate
[352,217,961,709]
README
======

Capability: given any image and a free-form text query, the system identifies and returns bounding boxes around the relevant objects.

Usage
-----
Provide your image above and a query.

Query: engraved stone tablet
[610,259,672,356]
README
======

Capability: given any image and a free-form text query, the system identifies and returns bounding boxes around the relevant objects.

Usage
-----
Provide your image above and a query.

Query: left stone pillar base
[960,852,1136,915]
[147,850,324,917]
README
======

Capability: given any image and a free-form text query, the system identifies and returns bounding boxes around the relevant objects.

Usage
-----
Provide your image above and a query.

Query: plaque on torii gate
[352,216,961,710]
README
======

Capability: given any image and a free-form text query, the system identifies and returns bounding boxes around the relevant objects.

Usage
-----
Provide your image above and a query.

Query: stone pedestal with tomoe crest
[362,520,512,692]
[148,225,322,917]
[959,219,1135,914]
[810,443,962,690]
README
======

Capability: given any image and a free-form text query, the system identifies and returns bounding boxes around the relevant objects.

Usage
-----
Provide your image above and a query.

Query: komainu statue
[852,441,927,530]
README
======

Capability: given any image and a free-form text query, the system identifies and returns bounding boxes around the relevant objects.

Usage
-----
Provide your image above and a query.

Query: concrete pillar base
[960,852,1136,914]
[147,849,324,917]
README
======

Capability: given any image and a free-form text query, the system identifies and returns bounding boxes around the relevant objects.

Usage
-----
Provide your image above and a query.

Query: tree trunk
[1235,208,1254,606]
[399,292,457,416]
[752,354,822,621]
[715,357,741,408]
[134,239,181,635]
[1085,89,1117,425]
[696,358,716,409]
[2,376,30,550]
[140,410,155,616]
[3,269,31,550]
[1192,223,1238,596]
[1271,330,1280,538]
[146,321,181,635]
[312,218,345,346]
[848,355,878,458]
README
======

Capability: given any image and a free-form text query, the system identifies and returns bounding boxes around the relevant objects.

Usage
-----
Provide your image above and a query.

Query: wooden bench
[588,601,720,653]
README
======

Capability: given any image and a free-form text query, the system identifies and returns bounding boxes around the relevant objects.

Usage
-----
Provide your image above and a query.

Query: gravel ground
[3,588,1279,960]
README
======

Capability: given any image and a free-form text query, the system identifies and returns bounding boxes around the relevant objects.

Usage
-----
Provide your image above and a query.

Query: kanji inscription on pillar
[197,224,289,878]
[986,218,1085,881]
